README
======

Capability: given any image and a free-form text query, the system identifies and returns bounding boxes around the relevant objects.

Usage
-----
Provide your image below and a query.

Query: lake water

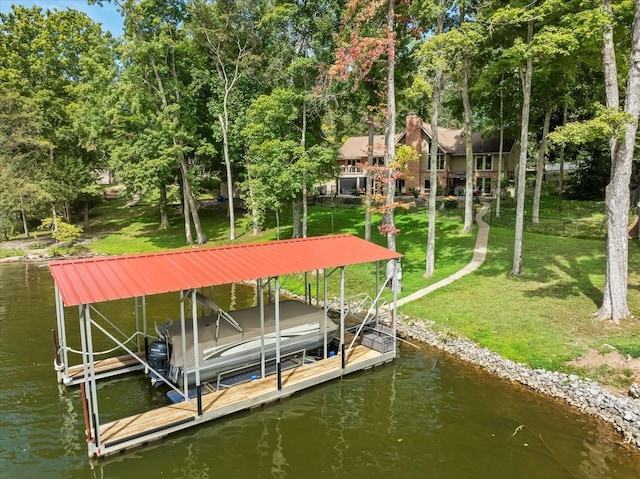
[1,262,639,478]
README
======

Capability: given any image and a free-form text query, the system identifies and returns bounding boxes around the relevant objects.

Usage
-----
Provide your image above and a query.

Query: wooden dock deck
[64,352,146,386]
[92,344,392,457]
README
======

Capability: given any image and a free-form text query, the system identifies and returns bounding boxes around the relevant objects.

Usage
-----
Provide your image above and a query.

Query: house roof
[49,234,403,306]
[337,134,404,160]
[338,124,514,160]
[421,124,514,155]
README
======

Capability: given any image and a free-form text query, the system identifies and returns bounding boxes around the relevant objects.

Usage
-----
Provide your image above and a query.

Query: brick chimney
[405,113,422,193]
[405,113,422,155]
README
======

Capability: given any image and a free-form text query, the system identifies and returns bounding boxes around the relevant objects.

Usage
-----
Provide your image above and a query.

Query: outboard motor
[148,340,171,387]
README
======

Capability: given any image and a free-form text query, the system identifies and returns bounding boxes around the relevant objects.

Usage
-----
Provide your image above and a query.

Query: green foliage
[38,218,82,245]
[548,104,632,146]
[565,157,611,201]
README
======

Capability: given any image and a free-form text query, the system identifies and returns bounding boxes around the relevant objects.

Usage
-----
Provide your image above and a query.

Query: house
[326,114,517,196]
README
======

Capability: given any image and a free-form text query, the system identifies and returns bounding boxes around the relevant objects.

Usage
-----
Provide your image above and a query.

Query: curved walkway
[397,202,490,307]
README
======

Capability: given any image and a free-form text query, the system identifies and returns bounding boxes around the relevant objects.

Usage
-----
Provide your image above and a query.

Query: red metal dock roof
[49,234,403,306]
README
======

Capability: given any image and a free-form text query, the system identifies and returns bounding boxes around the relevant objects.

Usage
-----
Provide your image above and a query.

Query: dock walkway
[95,344,388,457]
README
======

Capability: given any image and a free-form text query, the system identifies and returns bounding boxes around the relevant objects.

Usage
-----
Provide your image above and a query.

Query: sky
[0,0,124,36]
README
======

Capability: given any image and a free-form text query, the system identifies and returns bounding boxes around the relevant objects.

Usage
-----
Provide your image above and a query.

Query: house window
[427,153,445,170]
[475,154,493,171]
[476,177,492,195]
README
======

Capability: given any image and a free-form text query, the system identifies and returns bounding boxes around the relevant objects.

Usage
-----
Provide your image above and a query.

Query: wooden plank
[68,352,145,379]
[98,345,386,449]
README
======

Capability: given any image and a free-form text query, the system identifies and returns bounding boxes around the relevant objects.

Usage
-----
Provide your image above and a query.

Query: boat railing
[188,291,243,336]
[214,348,307,391]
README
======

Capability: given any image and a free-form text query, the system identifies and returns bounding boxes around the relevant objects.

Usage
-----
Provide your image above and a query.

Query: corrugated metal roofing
[49,234,403,307]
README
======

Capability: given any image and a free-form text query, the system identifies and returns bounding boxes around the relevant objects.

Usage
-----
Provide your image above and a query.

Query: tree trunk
[51,202,58,232]
[292,200,301,238]
[63,200,71,224]
[385,0,399,290]
[179,158,206,245]
[181,169,193,245]
[496,88,504,218]
[246,171,261,235]
[512,19,534,276]
[302,179,308,238]
[275,209,280,240]
[219,114,236,241]
[596,0,639,323]
[461,58,474,233]
[425,69,441,278]
[21,209,29,237]
[532,106,552,224]
[301,102,308,238]
[159,182,169,228]
[425,3,443,278]
[83,198,89,231]
[558,105,567,196]
[365,109,374,242]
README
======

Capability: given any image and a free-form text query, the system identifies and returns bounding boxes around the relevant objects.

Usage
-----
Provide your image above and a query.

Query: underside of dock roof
[49,234,403,306]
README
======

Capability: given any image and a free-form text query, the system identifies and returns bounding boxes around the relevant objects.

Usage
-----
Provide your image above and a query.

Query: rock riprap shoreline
[397,319,640,448]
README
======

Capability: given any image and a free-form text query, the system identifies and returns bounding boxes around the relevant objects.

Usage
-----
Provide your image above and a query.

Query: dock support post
[392,259,399,356]
[83,304,101,449]
[134,297,140,353]
[275,276,281,390]
[323,269,328,359]
[142,295,147,356]
[340,266,345,370]
[258,278,265,379]
[54,285,69,384]
[304,271,308,303]
[191,289,202,415]
[376,261,380,323]
[180,291,188,400]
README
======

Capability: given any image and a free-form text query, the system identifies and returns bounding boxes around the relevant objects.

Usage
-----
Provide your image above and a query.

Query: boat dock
[93,344,391,457]
[48,234,403,459]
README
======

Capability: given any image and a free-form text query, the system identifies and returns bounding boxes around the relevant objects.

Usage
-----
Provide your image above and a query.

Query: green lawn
[3,195,638,388]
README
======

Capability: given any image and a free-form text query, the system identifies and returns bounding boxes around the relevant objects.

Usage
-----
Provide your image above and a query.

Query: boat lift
[49,234,402,458]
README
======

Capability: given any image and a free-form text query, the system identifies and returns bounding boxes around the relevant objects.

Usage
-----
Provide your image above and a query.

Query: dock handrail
[344,275,393,361]
[327,293,372,317]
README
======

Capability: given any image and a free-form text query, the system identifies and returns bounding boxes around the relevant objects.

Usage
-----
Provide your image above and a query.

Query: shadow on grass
[472,225,605,307]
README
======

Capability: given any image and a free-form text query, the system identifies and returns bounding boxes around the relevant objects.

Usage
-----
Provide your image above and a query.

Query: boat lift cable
[63,331,145,356]
[88,305,130,342]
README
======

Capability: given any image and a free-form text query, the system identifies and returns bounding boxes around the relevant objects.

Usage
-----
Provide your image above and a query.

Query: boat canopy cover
[49,234,403,306]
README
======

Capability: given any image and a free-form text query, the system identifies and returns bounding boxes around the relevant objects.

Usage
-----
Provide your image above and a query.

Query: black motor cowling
[148,340,171,386]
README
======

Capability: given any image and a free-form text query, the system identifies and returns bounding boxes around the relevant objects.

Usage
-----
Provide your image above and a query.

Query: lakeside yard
[1,195,639,392]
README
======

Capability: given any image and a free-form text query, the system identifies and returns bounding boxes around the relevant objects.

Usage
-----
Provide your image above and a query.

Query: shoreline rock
[397,319,640,449]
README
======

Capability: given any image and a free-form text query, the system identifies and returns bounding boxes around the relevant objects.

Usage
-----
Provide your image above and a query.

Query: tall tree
[104,0,207,244]
[1,5,115,232]
[189,0,264,241]
[597,0,640,323]
[413,0,451,277]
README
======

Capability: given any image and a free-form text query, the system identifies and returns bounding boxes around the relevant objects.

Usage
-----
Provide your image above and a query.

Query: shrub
[38,218,82,245]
